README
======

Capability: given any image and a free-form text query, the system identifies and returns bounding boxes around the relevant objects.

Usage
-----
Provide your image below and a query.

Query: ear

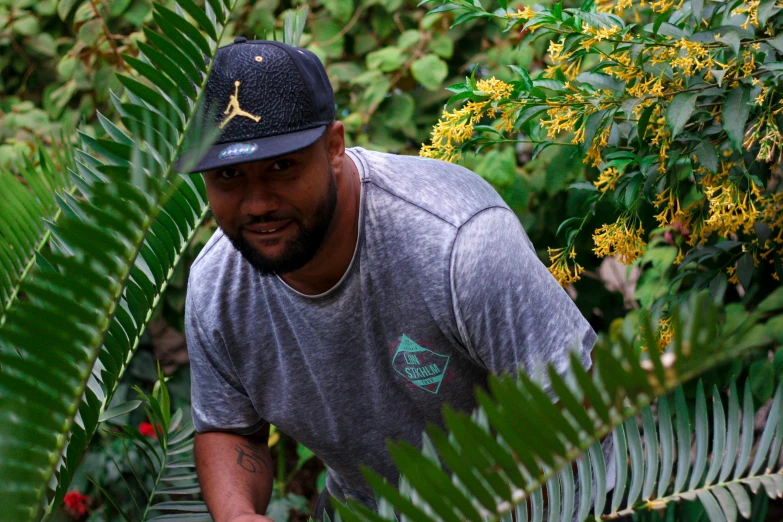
[325,121,346,172]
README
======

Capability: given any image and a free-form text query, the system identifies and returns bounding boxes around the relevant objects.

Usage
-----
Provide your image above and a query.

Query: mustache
[240,215,296,227]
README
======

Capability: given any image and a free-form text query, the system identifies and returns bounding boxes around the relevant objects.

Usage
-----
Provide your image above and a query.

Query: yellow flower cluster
[702,181,762,237]
[594,166,621,192]
[584,126,611,167]
[670,39,713,76]
[597,0,634,15]
[640,317,674,353]
[581,24,623,51]
[733,0,761,29]
[650,0,682,13]
[744,108,783,163]
[420,78,515,162]
[653,186,684,227]
[547,246,584,286]
[545,38,582,80]
[593,216,647,264]
[508,6,537,20]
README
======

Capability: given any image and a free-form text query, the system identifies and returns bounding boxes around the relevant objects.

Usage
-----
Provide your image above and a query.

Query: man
[181,38,597,522]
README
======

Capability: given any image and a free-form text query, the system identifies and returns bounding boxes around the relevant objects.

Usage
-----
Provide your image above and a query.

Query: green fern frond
[0,0,242,518]
[335,292,782,522]
[0,137,76,329]
[85,367,210,522]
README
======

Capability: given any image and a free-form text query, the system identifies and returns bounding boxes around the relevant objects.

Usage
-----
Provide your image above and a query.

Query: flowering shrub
[420,0,783,299]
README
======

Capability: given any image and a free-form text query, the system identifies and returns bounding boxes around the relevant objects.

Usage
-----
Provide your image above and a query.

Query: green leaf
[57,0,79,20]
[727,483,751,519]
[692,139,718,173]
[720,380,741,482]
[717,32,741,56]
[611,422,628,513]
[99,400,143,422]
[737,253,754,290]
[697,491,727,522]
[176,0,218,41]
[508,65,533,91]
[428,33,454,58]
[758,0,776,25]
[673,387,691,494]
[379,93,415,130]
[689,381,708,490]
[322,0,354,22]
[366,47,406,72]
[758,287,783,313]
[667,92,699,139]
[704,386,726,486]
[641,406,658,500]
[733,380,754,480]
[575,72,623,92]
[768,34,783,53]
[749,359,774,405]
[411,55,449,91]
[722,86,751,151]
[711,486,737,522]
[625,416,644,507]
[750,382,782,476]
[451,10,492,26]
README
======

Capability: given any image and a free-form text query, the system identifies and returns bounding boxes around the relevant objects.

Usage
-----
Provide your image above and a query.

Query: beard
[223,166,338,276]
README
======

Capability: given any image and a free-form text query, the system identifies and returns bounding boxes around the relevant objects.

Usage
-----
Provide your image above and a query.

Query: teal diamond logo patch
[392,334,451,394]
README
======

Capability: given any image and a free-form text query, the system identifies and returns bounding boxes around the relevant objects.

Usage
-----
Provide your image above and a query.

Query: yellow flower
[593,216,647,264]
[547,246,584,286]
[509,6,537,19]
[733,0,760,28]
[420,78,514,162]
[594,167,621,192]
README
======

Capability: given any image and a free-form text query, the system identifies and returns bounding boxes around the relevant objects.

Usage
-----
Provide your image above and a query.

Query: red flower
[63,490,90,518]
[138,421,159,438]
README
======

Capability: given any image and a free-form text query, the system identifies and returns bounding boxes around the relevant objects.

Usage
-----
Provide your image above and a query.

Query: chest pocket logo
[392,334,451,394]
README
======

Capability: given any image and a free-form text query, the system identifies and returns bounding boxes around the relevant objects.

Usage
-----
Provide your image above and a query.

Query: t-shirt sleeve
[186,286,266,435]
[449,206,597,392]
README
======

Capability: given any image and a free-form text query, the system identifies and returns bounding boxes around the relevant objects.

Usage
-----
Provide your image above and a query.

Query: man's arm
[195,425,274,522]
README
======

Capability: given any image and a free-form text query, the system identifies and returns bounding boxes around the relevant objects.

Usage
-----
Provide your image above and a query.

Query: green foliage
[419,0,783,313]
[84,366,208,522]
[0,0,239,517]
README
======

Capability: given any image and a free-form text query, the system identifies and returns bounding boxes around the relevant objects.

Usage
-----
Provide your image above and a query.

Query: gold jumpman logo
[220,81,261,128]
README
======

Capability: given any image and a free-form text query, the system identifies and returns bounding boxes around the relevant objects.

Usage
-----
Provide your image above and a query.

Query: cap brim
[176,125,327,174]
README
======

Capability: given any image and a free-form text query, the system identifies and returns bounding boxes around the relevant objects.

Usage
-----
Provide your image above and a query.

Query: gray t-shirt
[185,147,597,505]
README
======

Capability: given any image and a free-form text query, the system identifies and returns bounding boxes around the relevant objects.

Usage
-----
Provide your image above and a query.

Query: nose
[239,177,280,217]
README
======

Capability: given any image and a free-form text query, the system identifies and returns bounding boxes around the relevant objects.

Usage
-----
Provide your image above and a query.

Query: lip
[243,220,292,239]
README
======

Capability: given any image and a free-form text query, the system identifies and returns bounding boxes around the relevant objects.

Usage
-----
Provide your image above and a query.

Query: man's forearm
[194,429,274,522]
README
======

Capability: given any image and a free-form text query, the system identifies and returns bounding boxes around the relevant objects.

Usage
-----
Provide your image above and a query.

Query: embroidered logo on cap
[220,80,261,128]
[218,142,258,159]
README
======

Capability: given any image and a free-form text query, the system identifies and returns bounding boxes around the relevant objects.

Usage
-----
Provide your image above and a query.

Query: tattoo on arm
[234,443,270,475]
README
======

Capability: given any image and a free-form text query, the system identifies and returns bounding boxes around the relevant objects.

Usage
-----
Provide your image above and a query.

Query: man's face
[203,136,338,275]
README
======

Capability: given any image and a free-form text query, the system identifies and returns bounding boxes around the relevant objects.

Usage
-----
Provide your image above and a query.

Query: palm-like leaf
[0,138,76,329]
[86,367,209,522]
[0,0,240,518]
[335,291,782,522]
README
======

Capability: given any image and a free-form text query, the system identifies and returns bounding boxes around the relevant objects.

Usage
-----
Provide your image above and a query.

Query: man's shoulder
[186,228,248,307]
[352,148,509,228]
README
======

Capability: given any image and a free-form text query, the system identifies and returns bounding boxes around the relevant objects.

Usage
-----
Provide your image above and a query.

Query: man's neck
[279,155,361,296]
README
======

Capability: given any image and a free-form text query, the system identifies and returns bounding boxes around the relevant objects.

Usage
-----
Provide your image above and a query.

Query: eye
[217,168,240,179]
[271,159,294,171]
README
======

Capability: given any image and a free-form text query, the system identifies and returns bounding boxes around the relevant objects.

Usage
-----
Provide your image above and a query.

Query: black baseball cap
[176,38,335,174]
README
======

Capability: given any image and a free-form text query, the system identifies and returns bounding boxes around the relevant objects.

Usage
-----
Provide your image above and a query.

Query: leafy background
[3,0,782,519]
